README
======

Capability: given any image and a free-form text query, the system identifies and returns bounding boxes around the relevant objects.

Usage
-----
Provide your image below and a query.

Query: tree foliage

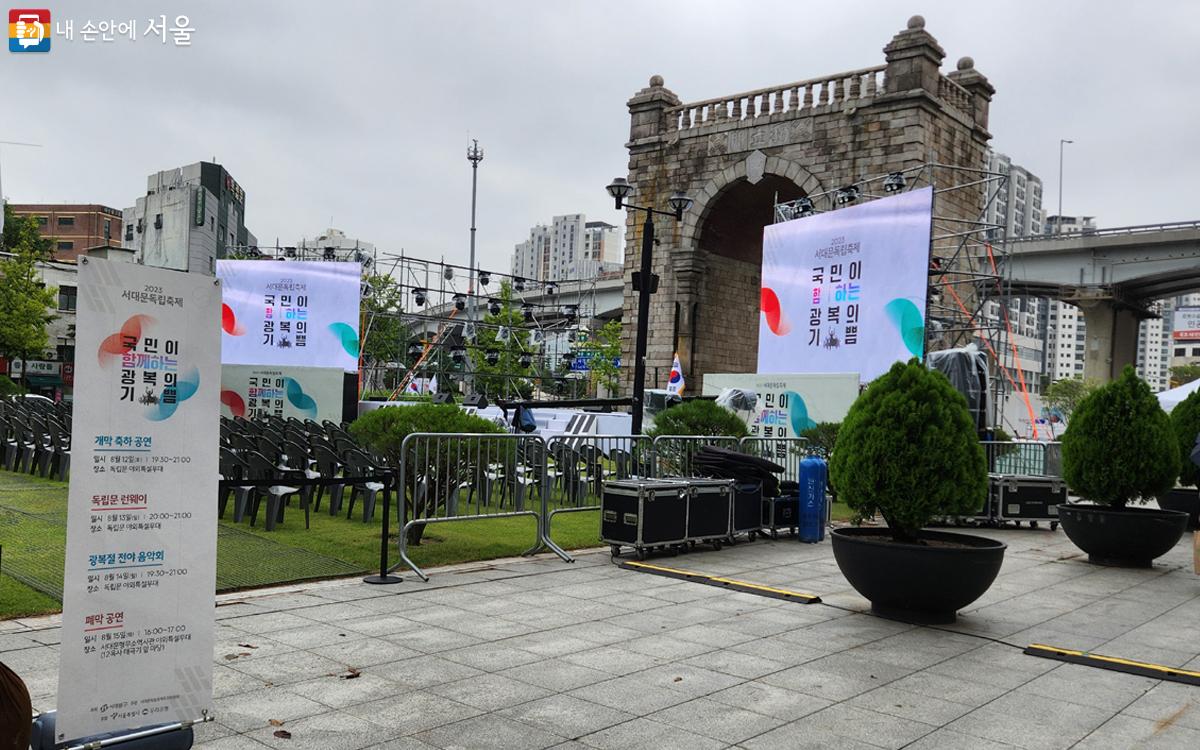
[0,206,57,373]
[1042,376,1098,421]
[587,319,622,397]
[361,273,409,392]
[829,359,987,542]
[1061,366,1178,507]
[470,282,533,400]
[799,422,840,461]
[1169,390,1200,488]
[647,399,748,439]
[1170,364,1200,388]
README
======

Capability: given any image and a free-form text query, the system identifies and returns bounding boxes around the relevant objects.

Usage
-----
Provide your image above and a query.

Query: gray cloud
[3,0,1197,273]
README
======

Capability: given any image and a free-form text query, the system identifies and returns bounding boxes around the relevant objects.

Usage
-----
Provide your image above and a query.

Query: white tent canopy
[1157,378,1200,413]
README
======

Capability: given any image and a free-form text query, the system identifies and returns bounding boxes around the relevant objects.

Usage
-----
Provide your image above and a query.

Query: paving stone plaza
[6,529,1198,749]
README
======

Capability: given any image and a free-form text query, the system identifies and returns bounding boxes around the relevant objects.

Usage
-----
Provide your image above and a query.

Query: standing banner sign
[217,260,361,373]
[702,372,859,438]
[758,187,933,382]
[57,258,222,743]
[220,364,344,423]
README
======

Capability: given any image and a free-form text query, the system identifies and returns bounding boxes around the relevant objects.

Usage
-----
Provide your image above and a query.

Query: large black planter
[830,528,1006,624]
[1056,504,1189,567]
[1156,488,1200,531]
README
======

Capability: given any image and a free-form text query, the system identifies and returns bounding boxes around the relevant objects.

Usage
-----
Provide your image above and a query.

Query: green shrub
[829,359,986,542]
[1171,390,1200,488]
[800,422,839,461]
[646,399,749,439]
[1061,366,1178,507]
[350,404,506,544]
[0,377,22,398]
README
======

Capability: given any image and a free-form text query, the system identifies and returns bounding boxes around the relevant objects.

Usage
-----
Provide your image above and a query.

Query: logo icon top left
[9,9,51,53]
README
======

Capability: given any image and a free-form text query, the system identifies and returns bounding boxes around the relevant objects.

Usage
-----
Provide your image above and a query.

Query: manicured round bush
[829,359,986,542]
[647,399,748,439]
[1061,366,1178,506]
[350,403,504,462]
[1171,390,1200,487]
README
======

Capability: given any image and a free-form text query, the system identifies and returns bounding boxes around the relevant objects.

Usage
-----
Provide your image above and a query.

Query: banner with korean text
[220,364,344,423]
[217,260,361,372]
[57,258,221,743]
[757,187,932,382]
[702,372,860,439]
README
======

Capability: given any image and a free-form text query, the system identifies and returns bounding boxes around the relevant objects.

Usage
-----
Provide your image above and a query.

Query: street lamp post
[1057,138,1073,235]
[606,177,692,435]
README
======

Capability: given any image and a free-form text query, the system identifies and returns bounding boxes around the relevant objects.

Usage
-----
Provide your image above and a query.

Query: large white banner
[758,187,932,382]
[57,258,221,742]
[220,364,344,423]
[217,260,361,372]
[702,372,860,438]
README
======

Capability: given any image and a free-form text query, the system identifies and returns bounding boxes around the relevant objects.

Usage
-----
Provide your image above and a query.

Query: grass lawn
[0,574,59,619]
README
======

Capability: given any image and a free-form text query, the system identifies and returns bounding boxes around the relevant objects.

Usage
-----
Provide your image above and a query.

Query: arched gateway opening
[689,175,805,381]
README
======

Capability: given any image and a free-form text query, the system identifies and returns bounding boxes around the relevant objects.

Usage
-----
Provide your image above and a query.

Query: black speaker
[432,392,453,405]
[464,393,488,409]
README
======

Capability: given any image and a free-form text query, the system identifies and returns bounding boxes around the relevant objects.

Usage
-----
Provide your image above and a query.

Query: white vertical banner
[57,258,221,743]
[758,187,933,382]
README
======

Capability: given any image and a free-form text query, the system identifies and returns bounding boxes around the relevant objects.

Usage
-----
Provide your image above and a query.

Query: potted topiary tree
[1161,390,1200,530]
[647,399,748,478]
[828,360,1005,624]
[1058,367,1188,565]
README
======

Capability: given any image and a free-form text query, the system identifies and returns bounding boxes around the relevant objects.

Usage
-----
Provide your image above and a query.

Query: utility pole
[1057,139,1073,235]
[466,139,484,395]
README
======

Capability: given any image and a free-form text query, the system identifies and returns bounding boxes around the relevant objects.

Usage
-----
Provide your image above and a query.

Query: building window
[104,219,112,240]
[56,344,75,363]
[58,285,77,311]
[36,216,48,226]
[1193,347,1200,357]
[57,240,74,252]
[57,216,75,227]
[125,224,134,241]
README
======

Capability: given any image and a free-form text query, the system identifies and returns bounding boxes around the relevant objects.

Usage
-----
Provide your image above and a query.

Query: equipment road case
[762,493,799,538]
[992,474,1067,529]
[679,478,734,550]
[601,479,689,560]
[731,481,764,541]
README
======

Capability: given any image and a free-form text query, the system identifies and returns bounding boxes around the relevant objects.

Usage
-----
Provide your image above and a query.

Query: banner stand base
[362,574,403,585]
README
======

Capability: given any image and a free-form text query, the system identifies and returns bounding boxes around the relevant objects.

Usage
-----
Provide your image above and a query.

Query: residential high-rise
[294,228,377,267]
[511,214,622,283]
[1044,215,1097,235]
[7,204,123,263]
[122,161,256,275]
[984,149,1044,238]
[1043,300,1086,382]
[1136,302,1170,392]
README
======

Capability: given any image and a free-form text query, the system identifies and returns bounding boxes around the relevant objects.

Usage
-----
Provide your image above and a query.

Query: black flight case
[601,479,689,560]
[992,474,1067,529]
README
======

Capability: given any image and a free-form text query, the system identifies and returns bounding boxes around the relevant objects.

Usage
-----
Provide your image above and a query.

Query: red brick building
[8,203,123,262]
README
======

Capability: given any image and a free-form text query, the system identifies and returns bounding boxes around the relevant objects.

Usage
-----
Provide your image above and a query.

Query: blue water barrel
[798,456,827,543]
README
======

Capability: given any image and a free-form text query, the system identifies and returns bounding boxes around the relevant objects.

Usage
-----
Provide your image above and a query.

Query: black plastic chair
[343,450,386,523]
[244,451,305,531]
[310,445,346,515]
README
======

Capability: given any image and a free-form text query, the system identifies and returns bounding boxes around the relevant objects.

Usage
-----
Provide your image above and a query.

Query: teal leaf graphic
[328,322,360,358]
[885,298,925,358]
[283,377,318,419]
[785,390,817,434]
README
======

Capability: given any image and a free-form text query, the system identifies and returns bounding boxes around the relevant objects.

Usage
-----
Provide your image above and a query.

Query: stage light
[883,172,906,193]
[444,267,454,281]
[488,298,501,316]
[284,247,296,258]
[407,343,422,358]
[485,349,500,366]
[797,197,815,217]
[451,346,466,364]
[522,303,534,322]
[518,352,532,368]
[545,283,557,296]
[836,185,861,205]
[463,323,477,341]
[606,177,634,209]
[323,247,336,261]
[478,272,490,286]
[778,204,796,221]
[564,304,578,322]
[412,287,427,306]
[453,293,466,311]
[514,276,526,292]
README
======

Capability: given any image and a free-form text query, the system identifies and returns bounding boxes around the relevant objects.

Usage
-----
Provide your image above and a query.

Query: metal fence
[650,435,743,478]
[738,436,810,484]
[982,441,1062,477]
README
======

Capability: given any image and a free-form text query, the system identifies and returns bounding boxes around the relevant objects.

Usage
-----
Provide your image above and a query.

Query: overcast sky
[3,1,1197,273]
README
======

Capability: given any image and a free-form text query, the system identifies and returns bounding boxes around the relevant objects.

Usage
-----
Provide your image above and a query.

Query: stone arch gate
[618,16,995,395]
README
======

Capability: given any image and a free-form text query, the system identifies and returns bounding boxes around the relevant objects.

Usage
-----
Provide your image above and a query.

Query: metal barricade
[542,434,654,560]
[396,432,568,581]
[981,441,1063,477]
[738,436,809,485]
[650,435,743,478]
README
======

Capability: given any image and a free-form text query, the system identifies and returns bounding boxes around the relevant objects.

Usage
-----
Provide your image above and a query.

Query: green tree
[0,206,57,384]
[1061,366,1178,507]
[1169,364,1200,388]
[647,399,749,439]
[360,273,409,392]
[470,281,533,400]
[1168,390,1200,488]
[830,359,987,542]
[587,319,622,397]
[1043,376,1098,421]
